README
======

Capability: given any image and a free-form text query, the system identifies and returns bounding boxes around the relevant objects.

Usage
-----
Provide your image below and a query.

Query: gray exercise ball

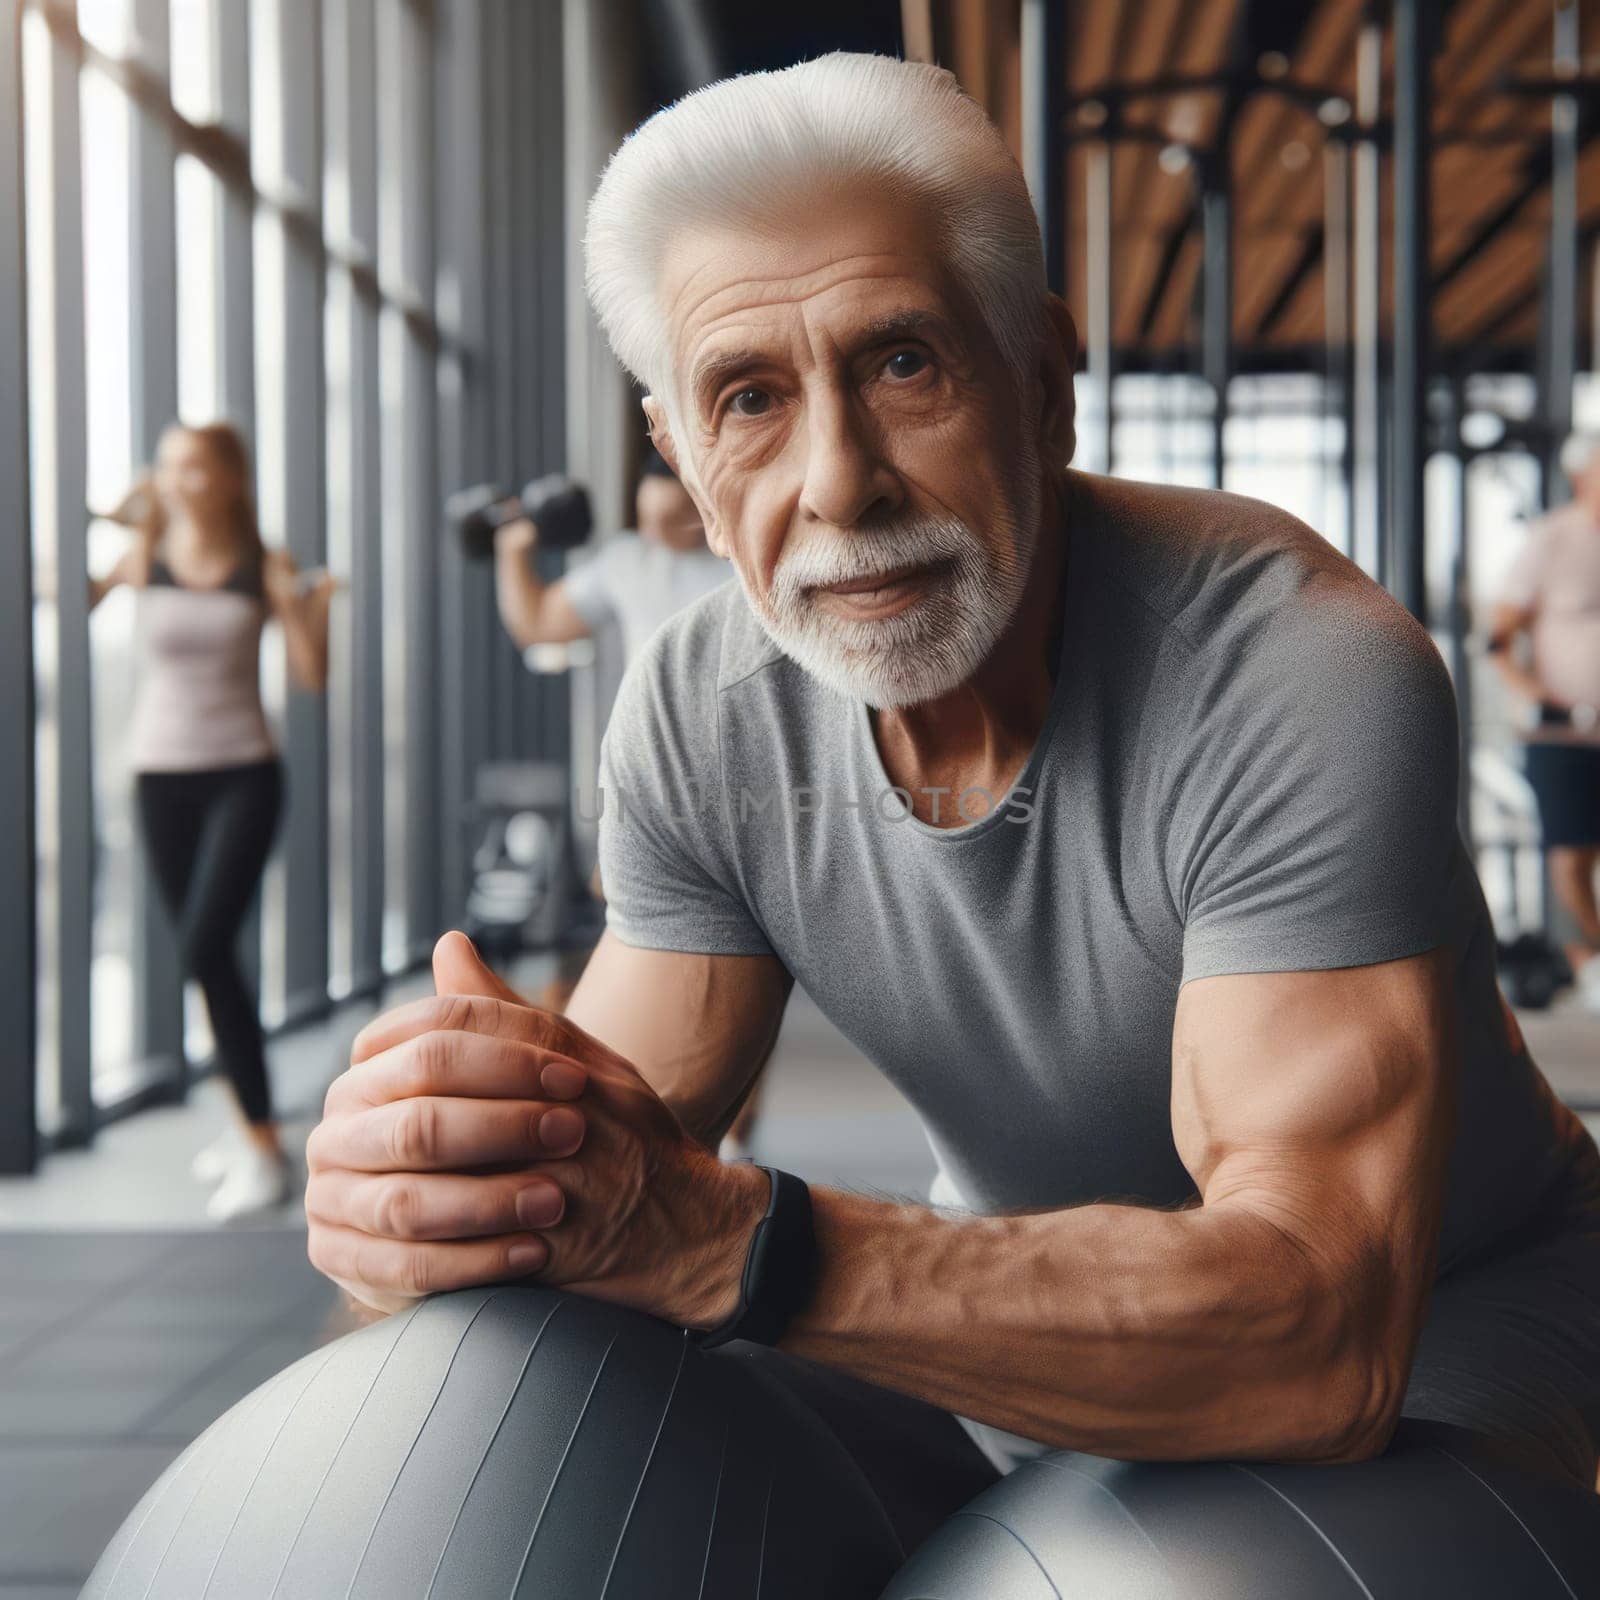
[82,1286,902,1599]
[883,1420,1600,1599]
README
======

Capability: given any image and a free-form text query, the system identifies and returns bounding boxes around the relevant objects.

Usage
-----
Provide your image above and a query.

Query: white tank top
[127,547,275,773]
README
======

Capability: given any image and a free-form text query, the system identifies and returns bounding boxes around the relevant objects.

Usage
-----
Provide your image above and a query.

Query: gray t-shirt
[562,531,730,664]
[597,469,1576,1290]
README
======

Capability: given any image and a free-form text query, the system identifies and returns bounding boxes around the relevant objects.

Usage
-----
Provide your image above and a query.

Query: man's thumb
[432,930,526,1004]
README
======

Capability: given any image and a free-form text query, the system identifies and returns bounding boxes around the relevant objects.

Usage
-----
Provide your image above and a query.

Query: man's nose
[797,391,900,530]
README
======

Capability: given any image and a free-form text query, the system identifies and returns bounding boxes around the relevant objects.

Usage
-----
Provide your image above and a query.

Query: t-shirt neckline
[850,475,1079,844]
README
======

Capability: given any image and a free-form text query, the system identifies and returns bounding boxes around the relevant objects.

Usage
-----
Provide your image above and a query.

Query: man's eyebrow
[689,347,767,409]
[855,310,951,344]
[688,310,955,412]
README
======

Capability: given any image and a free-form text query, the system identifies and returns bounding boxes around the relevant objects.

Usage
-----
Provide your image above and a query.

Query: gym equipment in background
[882,1419,1600,1598]
[461,760,599,961]
[447,473,594,559]
[1497,930,1572,1010]
[81,1287,902,1599]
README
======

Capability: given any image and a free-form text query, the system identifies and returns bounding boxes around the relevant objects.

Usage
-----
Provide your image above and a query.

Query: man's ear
[1037,295,1079,468]
[641,395,680,476]
[641,394,730,558]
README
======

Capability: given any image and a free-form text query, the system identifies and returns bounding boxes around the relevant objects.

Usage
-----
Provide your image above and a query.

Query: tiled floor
[0,975,936,1592]
[0,1231,336,1598]
[2,971,1595,1594]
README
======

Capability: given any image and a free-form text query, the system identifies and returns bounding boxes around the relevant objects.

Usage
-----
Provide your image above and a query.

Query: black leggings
[135,759,284,1124]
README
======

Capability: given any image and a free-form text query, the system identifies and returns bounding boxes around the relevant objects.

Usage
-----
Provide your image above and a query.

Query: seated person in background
[492,447,728,660]
[1488,432,1600,1012]
[307,52,1600,1541]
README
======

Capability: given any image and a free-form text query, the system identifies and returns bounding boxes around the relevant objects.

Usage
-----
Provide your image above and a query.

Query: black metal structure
[1022,0,1067,297]
[1388,0,1436,624]
[1,0,38,1175]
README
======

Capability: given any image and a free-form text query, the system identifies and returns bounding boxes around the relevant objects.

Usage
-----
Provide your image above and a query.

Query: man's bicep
[534,579,600,644]
[565,932,792,1141]
[1172,953,1455,1268]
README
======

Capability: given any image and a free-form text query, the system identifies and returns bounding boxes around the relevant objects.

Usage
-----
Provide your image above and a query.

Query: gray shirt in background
[596,468,1578,1318]
[563,531,730,664]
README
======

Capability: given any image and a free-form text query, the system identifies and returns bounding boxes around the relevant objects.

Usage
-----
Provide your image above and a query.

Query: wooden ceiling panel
[1273,258,1331,346]
[1233,229,1315,334]
[924,0,1595,363]
[1147,234,1204,350]
[1434,230,1541,343]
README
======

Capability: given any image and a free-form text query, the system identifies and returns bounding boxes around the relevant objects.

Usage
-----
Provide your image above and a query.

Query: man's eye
[884,349,928,380]
[729,388,771,417]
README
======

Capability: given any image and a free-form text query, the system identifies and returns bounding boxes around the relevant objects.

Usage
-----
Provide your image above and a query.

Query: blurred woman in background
[90,421,337,1220]
[1489,432,1600,1013]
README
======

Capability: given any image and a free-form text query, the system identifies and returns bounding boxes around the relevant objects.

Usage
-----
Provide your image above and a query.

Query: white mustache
[770,518,976,608]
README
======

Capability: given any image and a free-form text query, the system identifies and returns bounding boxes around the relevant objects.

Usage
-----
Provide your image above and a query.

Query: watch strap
[694,1166,817,1351]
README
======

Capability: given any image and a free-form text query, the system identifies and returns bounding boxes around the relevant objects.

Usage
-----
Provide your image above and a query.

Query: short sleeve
[1170,591,1462,984]
[1496,523,1548,612]
[560,539,625,631]
[595,618,773,957]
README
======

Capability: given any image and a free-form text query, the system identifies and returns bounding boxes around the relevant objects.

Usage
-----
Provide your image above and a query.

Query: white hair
[1560,431,1600,482]
[583,52,1047,450]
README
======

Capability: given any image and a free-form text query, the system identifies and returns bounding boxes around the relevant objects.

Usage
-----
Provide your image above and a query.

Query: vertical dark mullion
[326,0,384,995]
[212,0,261,1004]
[349,278,385,986]
[39,4,94,1144]
[128,0,185,1085]
[483,0,518,763]
[213,0,255,434]
[469,0,502,786]
[1388,0,1433,624]
[260,0,330,1023]
[0,0,38,1173]
[350,0,386,994]
[397,0,441,954]
[435,0,489,926]
[1543,2,1579,506]
[509,0,541,760]
[536,0,569,768]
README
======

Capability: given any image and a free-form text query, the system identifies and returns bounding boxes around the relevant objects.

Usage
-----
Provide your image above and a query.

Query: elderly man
[306,53,1600,1552]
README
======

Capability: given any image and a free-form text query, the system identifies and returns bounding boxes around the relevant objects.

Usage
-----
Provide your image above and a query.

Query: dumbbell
[447,474,593,559]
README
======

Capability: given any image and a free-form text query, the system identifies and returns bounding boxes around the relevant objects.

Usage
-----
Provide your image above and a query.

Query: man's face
[635,474,706,551]
[649,186,1050,707]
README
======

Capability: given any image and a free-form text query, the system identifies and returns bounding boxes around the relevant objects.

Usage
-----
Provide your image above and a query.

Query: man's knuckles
[384,1096,442,1168]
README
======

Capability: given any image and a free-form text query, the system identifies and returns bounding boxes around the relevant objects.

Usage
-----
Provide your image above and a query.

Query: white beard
[743,449,1044,710]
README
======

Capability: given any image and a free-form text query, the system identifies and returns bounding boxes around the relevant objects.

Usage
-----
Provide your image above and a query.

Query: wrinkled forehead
[657,187,978,414]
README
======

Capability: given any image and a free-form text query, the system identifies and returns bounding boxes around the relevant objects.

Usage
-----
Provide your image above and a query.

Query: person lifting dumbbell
[479,450,728,663]
[463,452,769,1152]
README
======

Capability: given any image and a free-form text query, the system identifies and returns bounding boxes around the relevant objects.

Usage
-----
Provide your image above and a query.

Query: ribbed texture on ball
[83,1287,900,1599]
[882,1424,1600,1599]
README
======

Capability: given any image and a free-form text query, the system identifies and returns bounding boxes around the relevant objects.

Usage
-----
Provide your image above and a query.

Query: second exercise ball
[882,1422,1600,1600]
[82,1285,903,1600]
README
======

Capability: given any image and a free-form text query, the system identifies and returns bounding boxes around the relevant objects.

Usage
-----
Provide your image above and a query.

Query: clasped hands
[305,932,766,1324]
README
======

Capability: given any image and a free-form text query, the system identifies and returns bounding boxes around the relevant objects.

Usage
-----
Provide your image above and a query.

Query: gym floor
[0,974,1594,1596]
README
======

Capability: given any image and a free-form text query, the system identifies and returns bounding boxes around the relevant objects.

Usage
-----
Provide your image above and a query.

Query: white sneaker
[1577,954,1600,1016]
[190,1126,242,1185]
[206,1146,292,1222]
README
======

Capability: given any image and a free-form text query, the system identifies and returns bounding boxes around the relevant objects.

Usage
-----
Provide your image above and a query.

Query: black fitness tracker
[694,1165,818,1351]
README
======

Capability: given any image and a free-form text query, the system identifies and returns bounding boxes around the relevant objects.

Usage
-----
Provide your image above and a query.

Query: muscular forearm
[776,1186,1396,1463]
